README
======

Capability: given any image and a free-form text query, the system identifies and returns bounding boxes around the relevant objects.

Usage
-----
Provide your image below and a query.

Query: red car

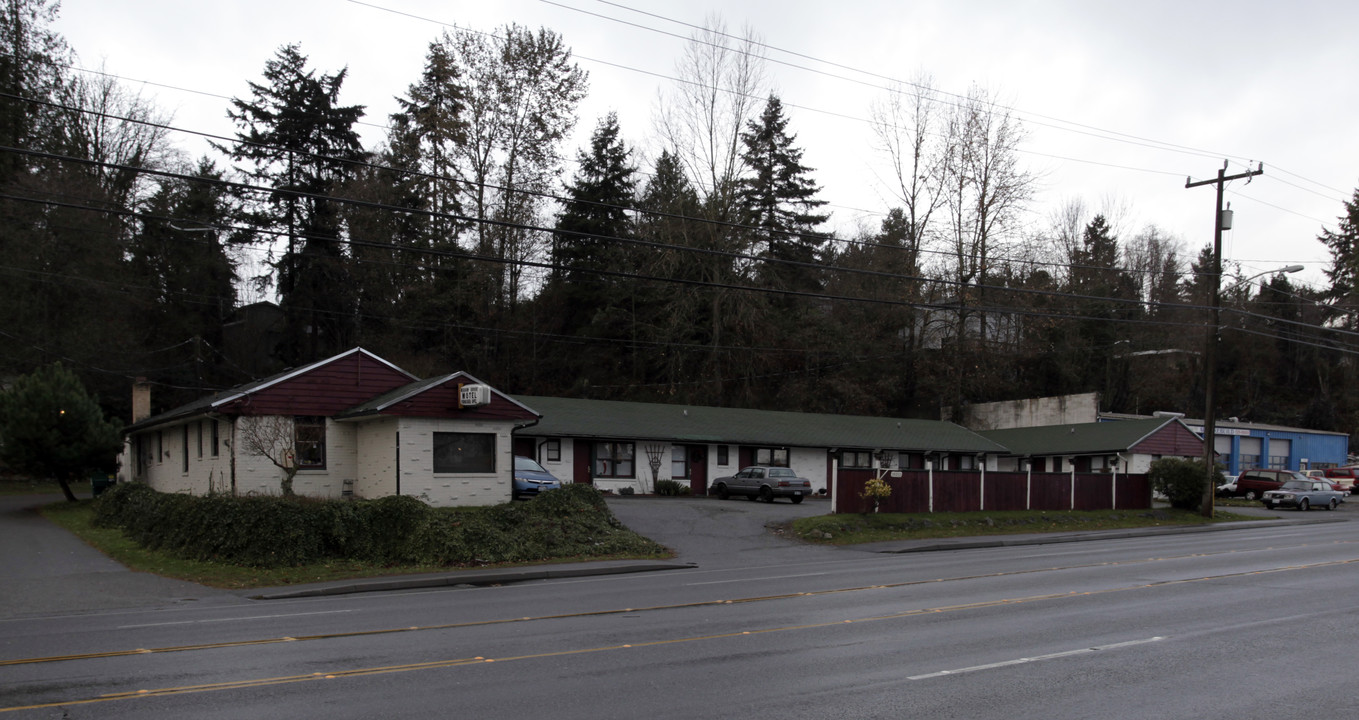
[1320,467,1359,491]
[1233,469,1305,501]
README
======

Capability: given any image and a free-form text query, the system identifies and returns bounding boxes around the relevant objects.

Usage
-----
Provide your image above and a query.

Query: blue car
[513,456,562,500]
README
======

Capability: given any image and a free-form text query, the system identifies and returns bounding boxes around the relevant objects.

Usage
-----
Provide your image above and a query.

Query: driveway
[604,494,844,569]
[0,494,242,619]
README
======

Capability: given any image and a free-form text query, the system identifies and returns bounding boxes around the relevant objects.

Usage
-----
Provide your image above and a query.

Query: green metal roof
[512,395,1007,453]
[978,417,1176,456]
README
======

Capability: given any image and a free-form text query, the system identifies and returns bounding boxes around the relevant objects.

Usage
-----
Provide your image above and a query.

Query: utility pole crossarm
[1186,164,1263,189]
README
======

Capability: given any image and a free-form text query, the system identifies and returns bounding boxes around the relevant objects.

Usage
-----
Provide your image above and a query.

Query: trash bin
[90,474,116,497]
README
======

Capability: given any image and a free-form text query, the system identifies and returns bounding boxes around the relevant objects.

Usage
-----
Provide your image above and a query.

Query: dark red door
[688,446,707,495]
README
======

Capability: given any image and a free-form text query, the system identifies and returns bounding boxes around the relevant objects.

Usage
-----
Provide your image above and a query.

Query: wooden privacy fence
[835,470,1151,514]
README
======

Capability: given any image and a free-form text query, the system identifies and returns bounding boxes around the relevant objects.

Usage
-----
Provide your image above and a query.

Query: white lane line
[908,637,1164,680]
[685,572,831,586]
[118,610,355,629]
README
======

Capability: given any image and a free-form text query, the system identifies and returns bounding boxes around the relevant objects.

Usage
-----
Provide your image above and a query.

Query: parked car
[513,456,562,500]
[1232,469,1309,501]
[710,466,812,503]
[1261,479,1345,511]
[1215,475,1238,497]
[1321,467,1359,491]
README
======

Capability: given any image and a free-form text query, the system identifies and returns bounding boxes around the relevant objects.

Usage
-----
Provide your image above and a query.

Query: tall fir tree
[219,44,367,364]
[737,94,828,292]
[1321,187,1359,330]
[541,113,637,391]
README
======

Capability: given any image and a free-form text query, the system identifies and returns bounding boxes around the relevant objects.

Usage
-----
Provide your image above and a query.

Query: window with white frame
[670,445,689,478]
[293,416,327,469]
[594,442,635,478]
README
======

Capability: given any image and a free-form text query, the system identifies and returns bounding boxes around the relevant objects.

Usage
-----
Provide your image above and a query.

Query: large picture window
[594,442,635,478]
[434,432,496,473]
[294,416,327,469]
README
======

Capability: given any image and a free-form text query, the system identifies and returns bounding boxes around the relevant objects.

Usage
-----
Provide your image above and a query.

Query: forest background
[5,0,1359,441]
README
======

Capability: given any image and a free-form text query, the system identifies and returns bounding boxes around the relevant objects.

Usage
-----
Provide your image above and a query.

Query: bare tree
[653,13,767,209]
[72,66,177,210]
[1123,224,1185,313]
[236,415,298,497]
[937,85,1034,404]
[869,74,949,263]
[447,24,588,312]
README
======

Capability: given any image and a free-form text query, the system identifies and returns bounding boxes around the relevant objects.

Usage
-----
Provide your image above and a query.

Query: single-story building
[954,393,1349,475]
[118,347,1011,510]
[1172,417,1349,475]
[510,395,1009,511]
[979,416,1205,474]
[119,348,540,507]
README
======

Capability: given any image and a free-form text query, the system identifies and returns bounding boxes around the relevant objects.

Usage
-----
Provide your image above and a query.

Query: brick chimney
[132,378,151,423]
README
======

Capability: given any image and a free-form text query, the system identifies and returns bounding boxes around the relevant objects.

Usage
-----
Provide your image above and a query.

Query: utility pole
[1186,160,1263,518]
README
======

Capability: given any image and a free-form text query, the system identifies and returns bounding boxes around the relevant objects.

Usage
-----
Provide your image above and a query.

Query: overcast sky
[55,0,1359,291]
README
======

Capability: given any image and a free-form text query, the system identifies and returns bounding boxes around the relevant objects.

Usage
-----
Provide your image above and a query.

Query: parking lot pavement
[604,494,844,568]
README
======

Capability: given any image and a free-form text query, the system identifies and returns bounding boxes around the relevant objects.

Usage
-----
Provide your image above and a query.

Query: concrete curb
[864,516,1347,554]
[249,560,695,600]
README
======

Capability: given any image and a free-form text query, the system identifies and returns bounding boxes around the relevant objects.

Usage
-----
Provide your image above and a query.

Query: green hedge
[92,483,664,568]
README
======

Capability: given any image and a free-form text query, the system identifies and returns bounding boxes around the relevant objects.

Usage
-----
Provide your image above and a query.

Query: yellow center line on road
[2,557,1356,714]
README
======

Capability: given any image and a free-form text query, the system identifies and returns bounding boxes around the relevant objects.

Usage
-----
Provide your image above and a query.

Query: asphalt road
[3,494,1358,718]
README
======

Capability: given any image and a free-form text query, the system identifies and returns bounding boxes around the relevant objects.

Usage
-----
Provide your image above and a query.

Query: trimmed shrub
[654,479,689,496]
[90,482,664,569]
[1149,457,1220,511]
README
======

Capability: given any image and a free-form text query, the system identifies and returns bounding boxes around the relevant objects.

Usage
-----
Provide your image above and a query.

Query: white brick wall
[232,416,355,498]
[127,420,232,495]
[397,418,515,507]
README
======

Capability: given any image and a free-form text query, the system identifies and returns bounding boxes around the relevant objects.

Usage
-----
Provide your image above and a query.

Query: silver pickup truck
[710,466,812,504]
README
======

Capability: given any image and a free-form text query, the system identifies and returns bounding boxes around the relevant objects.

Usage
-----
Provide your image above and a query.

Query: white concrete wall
[354,417,398,499]
[533,437,573,485]
[952,393,1100,430]
[789,448,827,494]
[398,418,515,507]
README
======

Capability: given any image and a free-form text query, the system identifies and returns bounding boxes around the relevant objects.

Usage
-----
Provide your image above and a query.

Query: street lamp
[1226,265,1305,293]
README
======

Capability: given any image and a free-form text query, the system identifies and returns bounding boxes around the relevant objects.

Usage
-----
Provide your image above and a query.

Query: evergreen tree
[219,44,367,363]
[0,363,122,502]
[736,94,828,291]
[126,158,238,396]
[552,112,636,288]
[0,0,72,179]
[1321,187,1359,330]
[540,113,637,390]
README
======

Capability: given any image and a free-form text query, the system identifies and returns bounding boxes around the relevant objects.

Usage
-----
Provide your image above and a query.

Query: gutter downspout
[512,418,542,500]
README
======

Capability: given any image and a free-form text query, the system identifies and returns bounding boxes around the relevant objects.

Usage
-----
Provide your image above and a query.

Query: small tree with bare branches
[236,415,298,496]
